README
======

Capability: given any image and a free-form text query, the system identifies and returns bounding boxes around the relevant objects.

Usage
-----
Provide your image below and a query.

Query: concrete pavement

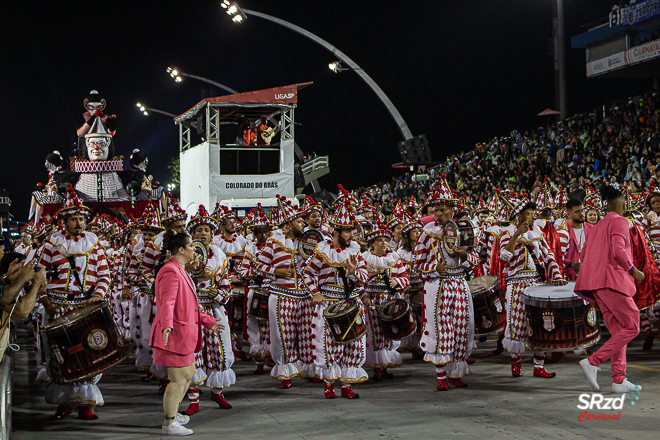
[10,328,660,440]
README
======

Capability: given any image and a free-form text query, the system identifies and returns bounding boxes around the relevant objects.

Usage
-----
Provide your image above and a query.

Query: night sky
[0,1,651,219]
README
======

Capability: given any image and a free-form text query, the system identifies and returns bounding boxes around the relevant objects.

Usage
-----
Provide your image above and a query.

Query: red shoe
[340,386,359,399]
[211,392,232,409]
[452,378,468,388]
[183,403,200,416]
[280,379,292,389]
[141,372,155,382]
[254,363,265,375]
[466,358,475,365]
[77,406,98,420]
[309,377,323,383]
[324,383,336,399]
[50,405,72,420]
[511,356,522,377]
[436,378,449,391]
[533,366,556,379]
[157,379,170,395]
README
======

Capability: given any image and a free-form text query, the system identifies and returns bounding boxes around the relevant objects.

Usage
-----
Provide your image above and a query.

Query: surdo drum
[378,299,417,340]
[522,282,600,352]
[443,219,478,251]
[247,289,270,320]
[43,301,130,384]
[323,299,367,344]
[468,275,506,335]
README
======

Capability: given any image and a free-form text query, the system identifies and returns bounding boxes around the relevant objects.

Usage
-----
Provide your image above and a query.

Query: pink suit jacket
[563,221,594,281]
[574,212,635,299]
[149,258,216,355]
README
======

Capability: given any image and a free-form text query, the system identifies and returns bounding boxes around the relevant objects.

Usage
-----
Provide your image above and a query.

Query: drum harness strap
[523,244,546,283]
[337,266,354,300]
[67,256,95,301]
[380,270,398,296]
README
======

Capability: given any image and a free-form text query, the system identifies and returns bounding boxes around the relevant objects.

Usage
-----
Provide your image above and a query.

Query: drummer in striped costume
[302,186,369,400]
[361,220,410,379]
[498,192,567,378]
[137,195,187,393]
[184,205,235,414]
[397,210,425,357]
[413,175,480,391]
[125,204,164,377]
[255,195,313,388]
[642,184,660,349]
[239,204,273,374]
[303,195,332,237]
[38,184,110,421]
[213,204,249,360]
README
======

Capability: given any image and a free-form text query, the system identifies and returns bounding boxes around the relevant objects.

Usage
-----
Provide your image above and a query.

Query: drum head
[523,282,581,308]
[324,299,357,318]
[191,240,208,277]
[468,275,499,296]
[378,299,409,321]
[44,300,109,330]
[298,230,325,260]
[443,221,460,250]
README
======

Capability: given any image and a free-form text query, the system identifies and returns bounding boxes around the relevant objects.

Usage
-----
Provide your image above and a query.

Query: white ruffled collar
[49,230,99,256]
[213,233,246,256]
[502,224,543,244]
[361,249,400,270]
[316,240,361,267]
[269,229,297,253]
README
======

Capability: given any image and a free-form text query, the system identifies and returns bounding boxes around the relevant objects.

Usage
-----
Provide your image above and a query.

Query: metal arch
[243,8,414,141]
[181,72,239,95]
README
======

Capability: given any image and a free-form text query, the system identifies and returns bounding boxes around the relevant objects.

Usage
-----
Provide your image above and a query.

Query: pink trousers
[589,288,639,383]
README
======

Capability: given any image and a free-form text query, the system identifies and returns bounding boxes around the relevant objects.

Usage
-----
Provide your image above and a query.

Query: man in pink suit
[575,186,645,394]
[150,231,224,436]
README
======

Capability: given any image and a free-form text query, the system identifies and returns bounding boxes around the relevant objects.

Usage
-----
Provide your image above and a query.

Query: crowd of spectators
[352,90,660,214]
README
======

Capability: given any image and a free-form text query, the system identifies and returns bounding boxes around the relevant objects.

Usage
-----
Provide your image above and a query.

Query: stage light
[136,103,142,108]
[175,76,183,82]
[143,111,149,116]
[227,5,237,14]
[225,2,247,24]
[232,15,243,23]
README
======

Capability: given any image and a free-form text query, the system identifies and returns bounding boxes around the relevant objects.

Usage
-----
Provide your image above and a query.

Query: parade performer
[361,220,409,379]
[255,196,313,388]
[239,204,273,374]
[303,196,332,237]
[641,184,660,349]
[184,205,235,414]
[413,176,479,391]
[577,185,645,394]
[213,204,248,360]
[534,179,564,278]
[499,192,566,378]
[396,211,425,357]
[137,196,187,393]
[558,199,593,282]
[302,186,369,399]
[38,184,110,420]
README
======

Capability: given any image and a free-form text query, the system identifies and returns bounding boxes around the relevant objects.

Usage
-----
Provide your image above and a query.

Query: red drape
[543,222,564,277]
[630,224,660,310]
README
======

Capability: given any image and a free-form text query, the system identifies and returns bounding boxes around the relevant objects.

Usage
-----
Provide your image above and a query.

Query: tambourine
[442,219,477,251]
[191,240,209,277]
[297,229,325,260]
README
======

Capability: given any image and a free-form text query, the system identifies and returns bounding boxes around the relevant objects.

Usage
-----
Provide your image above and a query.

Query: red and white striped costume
[499,224,563,355]
[189,244,235,394]
[125,234,153,370]
[256,230,314,380]
[39,230,110,408]
[302,240,369,384]
[361,250,409,369]
[214,233,247,341]
[414,221,478,379]
[397,246,424,352]
[239,240,271,359]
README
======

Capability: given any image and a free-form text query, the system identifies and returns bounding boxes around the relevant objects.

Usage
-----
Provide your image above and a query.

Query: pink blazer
[149,258,216,355]
[574,212,635,299]
[563,221,594,281]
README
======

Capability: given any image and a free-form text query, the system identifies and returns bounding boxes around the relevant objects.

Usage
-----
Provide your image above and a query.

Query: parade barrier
[0,324,15,439]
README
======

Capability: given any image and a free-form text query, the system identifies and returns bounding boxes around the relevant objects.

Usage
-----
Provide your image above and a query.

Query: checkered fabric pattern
[499,228,563,282]
[277,195,303,225]
[193,303,235,385]
[474,197,490,214]
[365,220,392,242]
[329,193,358,229]
[303,195,324,215]
[162,195,187,225]
[74,172,129,203]
[584,185,602,210]
[72,159,123,172]
[268,295,314,373]
[58,183,91,219]
[534,178,555,214]
[401,211,423,235]
[141,203,163,232]
[503,281,534,354]
[421,278,470,365]
[365,292,393,367]
[427,174,459,206]
[252,203,271,229]
[554,186,568,208]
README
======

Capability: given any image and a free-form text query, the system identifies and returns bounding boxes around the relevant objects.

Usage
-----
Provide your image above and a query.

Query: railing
[301,156,329,175]
[0,323,15,440]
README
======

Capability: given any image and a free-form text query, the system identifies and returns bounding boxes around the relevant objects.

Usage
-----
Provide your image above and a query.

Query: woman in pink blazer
[575,186,645,394]
[149,231,223,436]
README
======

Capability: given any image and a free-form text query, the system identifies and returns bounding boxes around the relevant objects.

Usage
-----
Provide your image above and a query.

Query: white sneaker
[579,358,600,391]
[612,379,642,394]
[162,420,193,436]
[176,413,190,426]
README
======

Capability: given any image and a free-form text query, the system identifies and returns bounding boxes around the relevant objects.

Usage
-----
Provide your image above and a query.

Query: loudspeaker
[397,135,431,165]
